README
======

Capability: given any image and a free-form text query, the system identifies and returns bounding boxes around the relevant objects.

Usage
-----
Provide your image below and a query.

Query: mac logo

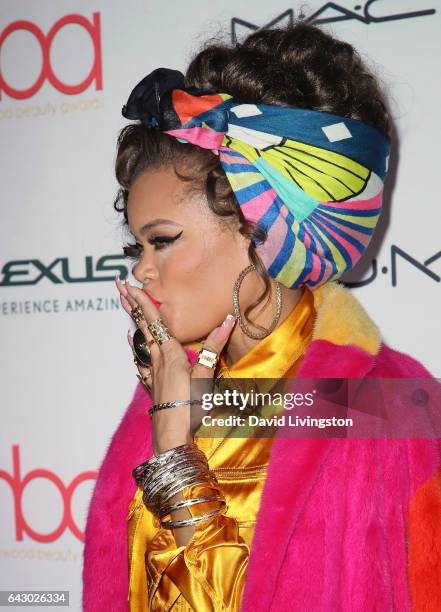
[343,246,441,288]
[231,2,436,43]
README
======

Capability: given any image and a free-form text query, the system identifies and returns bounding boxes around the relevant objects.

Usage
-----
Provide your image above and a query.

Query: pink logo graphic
[0,445,96,542]
[0,13,102,99]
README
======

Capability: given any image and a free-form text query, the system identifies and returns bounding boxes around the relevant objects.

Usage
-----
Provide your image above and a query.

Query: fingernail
[222,314,236,327]
[115,272,120,283]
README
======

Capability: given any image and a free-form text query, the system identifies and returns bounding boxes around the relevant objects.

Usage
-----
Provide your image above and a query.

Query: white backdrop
[1,1,440,609]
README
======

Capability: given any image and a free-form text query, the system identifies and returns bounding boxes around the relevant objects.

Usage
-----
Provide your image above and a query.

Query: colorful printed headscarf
[122,68,391,289]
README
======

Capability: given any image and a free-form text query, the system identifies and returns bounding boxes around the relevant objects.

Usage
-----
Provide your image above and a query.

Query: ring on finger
[136,373,152,391]
[131,305,145,326]
[197,348,219,369]
[133,356,153,369]
[147,318,173,346]
[133,328,154,367]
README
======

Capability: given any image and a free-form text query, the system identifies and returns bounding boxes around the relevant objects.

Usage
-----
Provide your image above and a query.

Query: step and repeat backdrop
[1,1,440,608]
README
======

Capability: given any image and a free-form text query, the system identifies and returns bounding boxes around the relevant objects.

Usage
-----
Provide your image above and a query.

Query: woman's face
[126,165,252,344]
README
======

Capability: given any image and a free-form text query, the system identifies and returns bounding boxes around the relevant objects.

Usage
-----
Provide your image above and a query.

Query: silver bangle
[145,474,218,515]
[140,455,212,503]
[132,444,202,486]
[161,506,226,530]
[159,494,225,518]
[148,399,202,417]
[132,444,226,524]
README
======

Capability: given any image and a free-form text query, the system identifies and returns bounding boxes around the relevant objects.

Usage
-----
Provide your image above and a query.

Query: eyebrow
[132,219,181,238]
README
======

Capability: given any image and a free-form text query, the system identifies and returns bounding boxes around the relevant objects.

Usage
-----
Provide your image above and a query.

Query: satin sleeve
[146,481,249,611]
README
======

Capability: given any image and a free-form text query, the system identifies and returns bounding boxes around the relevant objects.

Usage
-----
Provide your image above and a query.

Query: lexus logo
[0,13,102,100]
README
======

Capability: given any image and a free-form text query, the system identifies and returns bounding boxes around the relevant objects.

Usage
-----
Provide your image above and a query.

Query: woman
[82,23,441,611]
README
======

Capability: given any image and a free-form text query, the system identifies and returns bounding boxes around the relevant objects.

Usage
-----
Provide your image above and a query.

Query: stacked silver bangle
[132,443,226,529]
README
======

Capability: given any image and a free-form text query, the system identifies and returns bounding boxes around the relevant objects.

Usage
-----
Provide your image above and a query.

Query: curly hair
[114,21,391,334]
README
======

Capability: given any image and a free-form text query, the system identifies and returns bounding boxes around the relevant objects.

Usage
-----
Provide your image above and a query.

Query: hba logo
[0,13,102,100]
[0,446,96,542]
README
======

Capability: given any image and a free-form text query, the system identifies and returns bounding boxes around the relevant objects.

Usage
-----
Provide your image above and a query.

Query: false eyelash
[122,242,142,260]
[148,231,183,247]
[122,231,183,259]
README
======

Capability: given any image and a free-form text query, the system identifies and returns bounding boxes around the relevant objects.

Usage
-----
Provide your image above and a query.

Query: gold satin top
[127,287,315,611]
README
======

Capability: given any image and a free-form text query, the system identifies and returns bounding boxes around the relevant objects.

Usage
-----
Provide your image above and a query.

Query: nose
[132,250,159,286]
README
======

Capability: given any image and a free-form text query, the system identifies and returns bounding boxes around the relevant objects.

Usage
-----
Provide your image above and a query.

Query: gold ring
[147,318,173,345]
[132,306,145,326]
[133,353,154,368]
[131,305,145,326]
[197,348,219,369]
[136,374,152,391]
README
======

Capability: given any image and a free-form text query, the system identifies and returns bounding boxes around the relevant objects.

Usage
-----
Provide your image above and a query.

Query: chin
[174,331,204,345]
[171,328,208,346]
[161,310,211,345]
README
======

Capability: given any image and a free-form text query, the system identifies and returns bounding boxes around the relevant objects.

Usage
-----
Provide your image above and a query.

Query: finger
[115,275,155,336]
[125,281,159,321]
[128,329,151,371]
[124,283,163,354]
[115,276,156,346]
[125,281,187,362]
[192,314,236,379]
[115,275,140,314]
[115,273,132,307]
[128,330,153,391]
[115,273,128,297]
[116,276,139,320]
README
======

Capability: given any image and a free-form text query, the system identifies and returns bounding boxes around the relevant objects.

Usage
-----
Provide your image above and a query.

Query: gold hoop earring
[232,264,282,340]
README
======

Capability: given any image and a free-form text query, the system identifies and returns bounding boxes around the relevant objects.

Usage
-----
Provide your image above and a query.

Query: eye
[122,242,143,260]
[122,230,183,259]
[148,230,183,251]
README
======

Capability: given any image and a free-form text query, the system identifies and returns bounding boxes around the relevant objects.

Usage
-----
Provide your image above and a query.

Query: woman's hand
[115,274,236,455]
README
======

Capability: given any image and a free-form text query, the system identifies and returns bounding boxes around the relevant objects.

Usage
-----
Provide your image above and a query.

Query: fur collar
[310,280,381,355]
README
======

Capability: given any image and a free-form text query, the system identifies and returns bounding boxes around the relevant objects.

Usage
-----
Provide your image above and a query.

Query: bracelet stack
[132,443,226,529]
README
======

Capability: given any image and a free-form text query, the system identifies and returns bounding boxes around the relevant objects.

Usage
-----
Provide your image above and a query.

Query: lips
[143,290,162,308]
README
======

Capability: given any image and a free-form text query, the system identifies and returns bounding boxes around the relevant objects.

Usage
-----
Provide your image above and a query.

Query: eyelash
[123,231,183,260]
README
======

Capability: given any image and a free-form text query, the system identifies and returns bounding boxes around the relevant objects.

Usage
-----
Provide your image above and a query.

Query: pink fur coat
[82,282,441,610]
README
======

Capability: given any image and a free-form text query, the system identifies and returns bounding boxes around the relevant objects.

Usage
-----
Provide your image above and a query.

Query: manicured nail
[127,329,134,348]
[222,314,236,327]
[120,294,130,307]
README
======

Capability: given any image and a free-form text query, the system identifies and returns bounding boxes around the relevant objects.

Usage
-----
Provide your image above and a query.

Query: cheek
[160,236,240,335]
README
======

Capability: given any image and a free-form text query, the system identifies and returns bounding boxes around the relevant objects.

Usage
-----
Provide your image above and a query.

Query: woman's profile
[82,22,441,611]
